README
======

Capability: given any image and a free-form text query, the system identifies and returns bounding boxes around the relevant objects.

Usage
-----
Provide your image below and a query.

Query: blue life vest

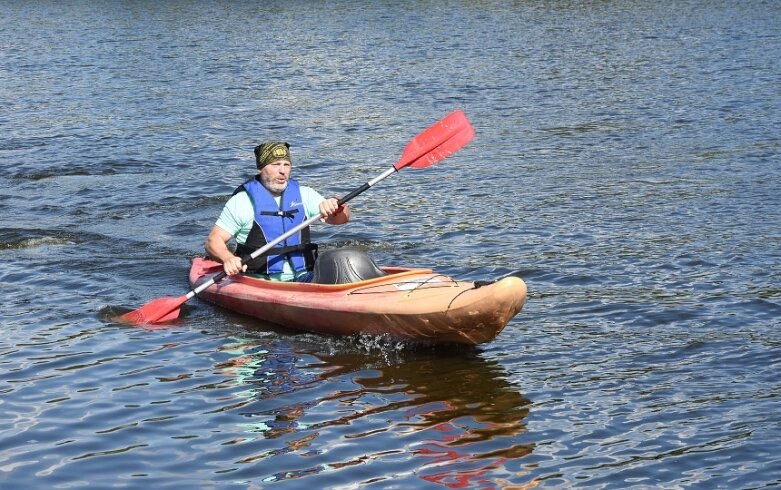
[234,177,317,275]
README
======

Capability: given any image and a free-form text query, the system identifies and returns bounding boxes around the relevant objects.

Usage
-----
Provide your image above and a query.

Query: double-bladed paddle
[119,109,475,325]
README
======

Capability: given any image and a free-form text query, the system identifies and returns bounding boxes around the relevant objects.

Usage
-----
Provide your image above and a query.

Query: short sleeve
[299,186,326,220]
[215,192,254,243]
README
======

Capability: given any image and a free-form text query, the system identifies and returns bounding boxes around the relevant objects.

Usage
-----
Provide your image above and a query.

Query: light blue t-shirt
[215,185,325,281]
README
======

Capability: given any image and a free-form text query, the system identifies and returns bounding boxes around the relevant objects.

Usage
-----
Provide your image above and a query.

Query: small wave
[317,239,383,252]
[0,134,66,152]
[9,158,171,181]
[0,232,76,250]
[0,228,113,251]
[12,167,116,181]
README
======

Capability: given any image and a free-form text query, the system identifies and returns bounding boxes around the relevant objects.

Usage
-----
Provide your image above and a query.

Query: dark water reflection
[201,336,533,487]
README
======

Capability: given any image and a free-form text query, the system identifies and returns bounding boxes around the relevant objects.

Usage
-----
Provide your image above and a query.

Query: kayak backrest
[311,247,387,284]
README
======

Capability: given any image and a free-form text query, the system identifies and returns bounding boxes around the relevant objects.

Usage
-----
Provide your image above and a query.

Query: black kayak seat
[311,247,387,284]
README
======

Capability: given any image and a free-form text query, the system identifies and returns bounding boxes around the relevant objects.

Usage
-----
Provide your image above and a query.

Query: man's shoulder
[299,185,324,201]
[227,189,252,204]
[224,190,253,216]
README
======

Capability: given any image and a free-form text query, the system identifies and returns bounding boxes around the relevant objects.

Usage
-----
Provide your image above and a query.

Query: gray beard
[260,175,288,195]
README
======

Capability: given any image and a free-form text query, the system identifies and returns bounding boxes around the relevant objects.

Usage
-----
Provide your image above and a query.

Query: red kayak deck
[189,257,527,345]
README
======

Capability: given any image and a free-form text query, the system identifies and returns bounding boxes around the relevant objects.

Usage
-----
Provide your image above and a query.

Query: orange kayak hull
[189,257,527,345]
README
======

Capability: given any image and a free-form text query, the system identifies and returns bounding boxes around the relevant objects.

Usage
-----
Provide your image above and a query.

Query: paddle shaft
[119,110,474,325]
[188,166,398,299]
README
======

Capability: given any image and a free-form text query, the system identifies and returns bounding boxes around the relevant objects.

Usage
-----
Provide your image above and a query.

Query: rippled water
[2,1,780,488]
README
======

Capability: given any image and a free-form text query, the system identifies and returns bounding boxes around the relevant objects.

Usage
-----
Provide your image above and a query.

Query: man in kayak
[204,141,350,281]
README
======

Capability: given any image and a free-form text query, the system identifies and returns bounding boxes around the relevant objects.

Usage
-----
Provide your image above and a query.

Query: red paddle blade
[117,295,187,325]
[406,123,475,169]
[394,109,474,170]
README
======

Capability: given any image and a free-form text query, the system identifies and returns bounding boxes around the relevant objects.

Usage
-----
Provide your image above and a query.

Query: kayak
[188,252,527,345]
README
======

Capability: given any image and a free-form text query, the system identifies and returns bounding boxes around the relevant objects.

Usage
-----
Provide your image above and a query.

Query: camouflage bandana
[254,142,291,169]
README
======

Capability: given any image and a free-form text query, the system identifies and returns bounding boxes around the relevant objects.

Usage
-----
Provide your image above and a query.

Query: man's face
[259,160,292,195]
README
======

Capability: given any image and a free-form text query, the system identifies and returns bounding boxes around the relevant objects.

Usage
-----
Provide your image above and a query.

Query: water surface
[1,1,780,488]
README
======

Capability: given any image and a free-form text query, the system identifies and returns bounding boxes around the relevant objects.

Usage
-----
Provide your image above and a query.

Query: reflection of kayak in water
[189,249,527,345]
[308,349,535,487]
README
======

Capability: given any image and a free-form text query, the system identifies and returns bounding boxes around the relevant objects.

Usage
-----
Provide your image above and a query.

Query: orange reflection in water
[406,397,535,489]
[213,339,538,487]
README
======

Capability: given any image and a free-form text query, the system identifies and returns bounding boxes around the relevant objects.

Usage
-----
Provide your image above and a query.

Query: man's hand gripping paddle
[118,110,475,325]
